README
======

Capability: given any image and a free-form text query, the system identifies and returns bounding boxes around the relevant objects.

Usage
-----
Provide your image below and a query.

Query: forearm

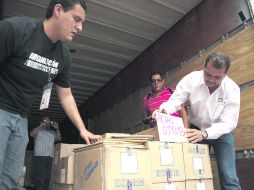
[179,106,189,128]
[55,129,62,141]
[57,87,89,134]
[30,124,43,137]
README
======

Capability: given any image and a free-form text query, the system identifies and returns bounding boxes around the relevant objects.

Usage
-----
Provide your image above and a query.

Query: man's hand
[50,121,59,130]
[185,128,204,143]
[80,129,102,145]
[151,109,167,120]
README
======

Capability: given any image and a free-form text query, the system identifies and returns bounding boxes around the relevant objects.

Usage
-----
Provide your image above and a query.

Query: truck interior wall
[79,0,251,118]
[94,24,254,148]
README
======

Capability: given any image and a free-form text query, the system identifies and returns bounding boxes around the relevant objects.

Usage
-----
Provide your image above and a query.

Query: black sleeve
[53,56,71,88]
[0,19,16,65]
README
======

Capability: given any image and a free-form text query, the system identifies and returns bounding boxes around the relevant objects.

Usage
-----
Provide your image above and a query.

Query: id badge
[40,82,53,110]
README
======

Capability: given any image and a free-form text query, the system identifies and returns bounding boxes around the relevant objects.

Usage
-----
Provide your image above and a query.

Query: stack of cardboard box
[182,143,213,190]
[51,132,213,190]
[137,127,214,190]
[51,143,87,190]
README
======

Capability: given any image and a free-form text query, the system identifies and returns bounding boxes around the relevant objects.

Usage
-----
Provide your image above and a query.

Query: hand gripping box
[73,142,152,190]
[146,141,186,183]
[182,143,213,180]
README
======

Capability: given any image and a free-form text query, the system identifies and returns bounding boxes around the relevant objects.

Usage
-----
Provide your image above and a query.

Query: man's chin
[205,83,217,88]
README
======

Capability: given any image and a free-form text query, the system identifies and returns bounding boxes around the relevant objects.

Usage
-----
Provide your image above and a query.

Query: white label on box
[121,152,138,174]
[196,182,206,190]
[193,157,203,171]
[160,147,174,165]
[54,151,59,165]
[164,183,176,190]
[156,112,187,143]
[60,169,66,183]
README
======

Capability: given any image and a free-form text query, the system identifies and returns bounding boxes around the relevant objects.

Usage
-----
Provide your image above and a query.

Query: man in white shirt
[154,52,241,190]
[30,116,61,190]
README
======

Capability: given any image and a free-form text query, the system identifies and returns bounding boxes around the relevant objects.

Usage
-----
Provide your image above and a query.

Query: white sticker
[156,112,187,143]
[160,147,174,165]
[121,152,138,174]
[40,82,53,110]
[60,169,66,183]
[196,182,206,190]
[164,183,176,190]
[193,157,203,171]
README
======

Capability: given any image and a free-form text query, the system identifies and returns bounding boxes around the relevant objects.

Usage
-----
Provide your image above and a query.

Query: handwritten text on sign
[156,112,187,143]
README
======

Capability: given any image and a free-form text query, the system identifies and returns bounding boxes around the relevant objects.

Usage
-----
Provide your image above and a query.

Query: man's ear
[53,4,63,17]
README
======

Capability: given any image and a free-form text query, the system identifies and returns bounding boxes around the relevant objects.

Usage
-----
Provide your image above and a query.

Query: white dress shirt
[160,71,240,139]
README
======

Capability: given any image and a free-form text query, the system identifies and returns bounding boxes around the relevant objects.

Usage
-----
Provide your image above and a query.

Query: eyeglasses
[203,69,225,81]
[151,79,163,84]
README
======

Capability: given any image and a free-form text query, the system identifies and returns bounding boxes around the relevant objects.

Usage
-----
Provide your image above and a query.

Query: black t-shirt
[0,17,71,116]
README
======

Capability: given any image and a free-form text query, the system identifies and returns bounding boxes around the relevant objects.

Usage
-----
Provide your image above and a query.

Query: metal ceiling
[3,0,201,128]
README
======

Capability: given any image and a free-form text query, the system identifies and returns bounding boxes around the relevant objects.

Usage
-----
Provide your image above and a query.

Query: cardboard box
[146,141,185,182]
[102,133,130,139]
[182,143,213,180]
[52,143,86,185]
[150,182,186,190]
[147,141,185,183]
[52,182,73,190]
[135,127,159,140]
[186,179,214,190]
[74,143,152,190]
[53,143,86,166]
[52,156,74,184]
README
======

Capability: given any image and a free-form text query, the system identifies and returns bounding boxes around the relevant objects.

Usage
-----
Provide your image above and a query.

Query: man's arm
[50,121,62,142]
[30,122,47,138]
[56,86,102,144]
[142,96,152,124]
[153,74,191,118]
[179,106,189,128]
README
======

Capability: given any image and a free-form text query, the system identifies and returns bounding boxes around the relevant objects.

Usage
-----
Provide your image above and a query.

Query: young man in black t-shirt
[0,0,101,189]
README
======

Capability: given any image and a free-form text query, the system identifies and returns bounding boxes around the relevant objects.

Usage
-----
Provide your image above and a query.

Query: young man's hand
[80,129,102,145]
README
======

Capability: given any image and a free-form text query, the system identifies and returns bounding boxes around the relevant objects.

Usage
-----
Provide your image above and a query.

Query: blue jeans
[0,109,29,189]
[205,133,241,190]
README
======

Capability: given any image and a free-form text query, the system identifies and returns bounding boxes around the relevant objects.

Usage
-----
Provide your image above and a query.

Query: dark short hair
[45,0,87,19]
[204,52,231,73]
[149,72,163,82]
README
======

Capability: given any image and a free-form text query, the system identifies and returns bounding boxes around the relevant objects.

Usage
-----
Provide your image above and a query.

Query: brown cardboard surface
[182,143,213,180]
[146,141,185,182]
[52,143,86,185]
[53,143,86,165]
[52,156,74,184]
[150,181,186,190]
[186,179,214,190]
[135,127,159,140]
